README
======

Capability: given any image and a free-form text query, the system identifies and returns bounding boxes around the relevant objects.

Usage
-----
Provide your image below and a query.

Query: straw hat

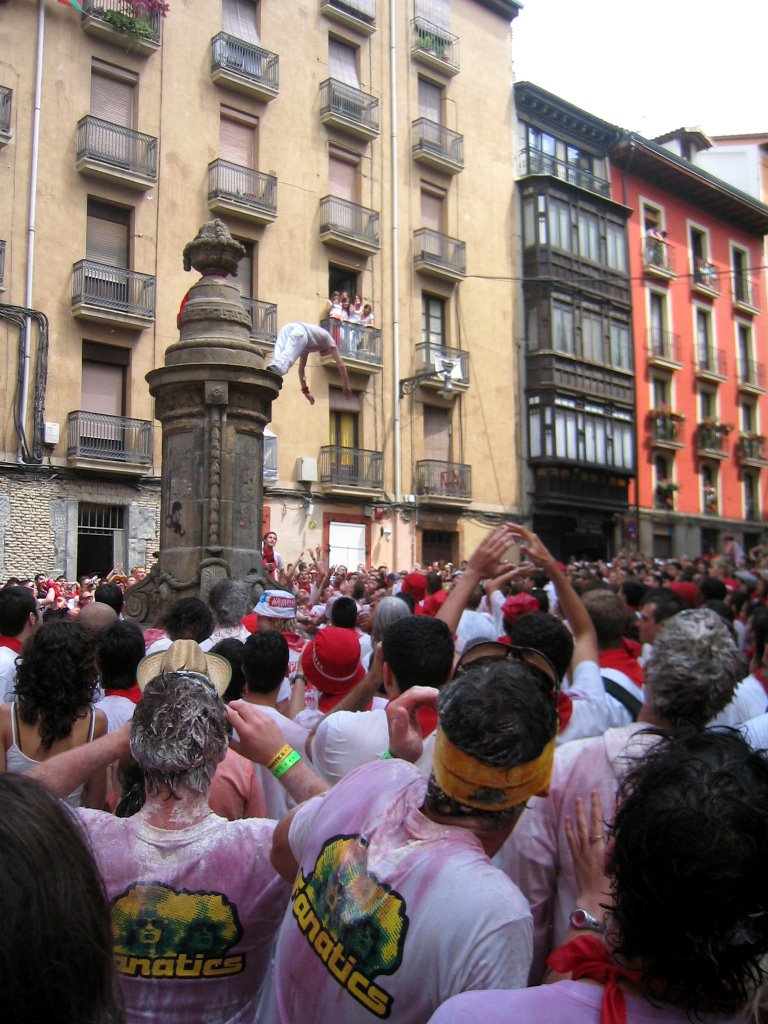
[136,639,231,696]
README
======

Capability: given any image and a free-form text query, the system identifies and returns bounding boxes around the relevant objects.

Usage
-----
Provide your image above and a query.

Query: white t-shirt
[311,707,435,785]
[78,807,291,1024]
[246,703,309,820]
[94,694,136,732]
[709,673,767,728]
[426,978,744,1024]
[261,759,532,1024]
[0,645,19,700]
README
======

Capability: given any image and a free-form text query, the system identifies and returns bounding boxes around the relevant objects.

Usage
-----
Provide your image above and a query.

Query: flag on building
[57,0,84,11]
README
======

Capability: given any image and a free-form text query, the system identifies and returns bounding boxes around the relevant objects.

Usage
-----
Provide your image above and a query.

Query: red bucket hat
[502,592,541,625]
[301,626,365,712]
[401,571,428,601]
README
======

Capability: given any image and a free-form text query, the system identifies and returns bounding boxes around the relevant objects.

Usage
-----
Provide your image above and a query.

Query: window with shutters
[328,37,360,88]
[86,199,130,267]
[222,0,260,42]
[90,61,136,127]
[329,387,360,472]
[220,108,256,168]
[233,239,255,298]
[424,406,450,461]
[329,148,358,202]
[418,77,443,123]
[81,343,128,417]
[420,185,445,232]
[415,0,450,29]
[422,293,446,349]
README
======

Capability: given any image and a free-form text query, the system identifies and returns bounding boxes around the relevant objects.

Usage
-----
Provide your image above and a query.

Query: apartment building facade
[0,0,522,579]
[514,83,635,562]
[611,131,768,557]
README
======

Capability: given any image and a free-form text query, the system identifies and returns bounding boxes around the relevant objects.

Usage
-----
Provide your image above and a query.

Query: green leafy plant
[101,9,154,37]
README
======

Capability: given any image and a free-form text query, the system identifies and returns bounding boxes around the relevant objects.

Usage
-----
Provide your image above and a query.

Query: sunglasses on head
[454,640,560,692]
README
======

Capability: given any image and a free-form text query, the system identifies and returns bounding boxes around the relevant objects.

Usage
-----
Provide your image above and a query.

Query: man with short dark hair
[94,621,146,731]
[145,597,214,655]
[0,585,40,698]
[416,572,449,617]
[94,583,124,617]
[309,616,455,784]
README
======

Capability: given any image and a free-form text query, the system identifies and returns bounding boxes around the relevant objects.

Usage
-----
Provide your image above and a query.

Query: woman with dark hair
[428,729,768,1023]
[0,618,106,806]
[0,773,124,1024]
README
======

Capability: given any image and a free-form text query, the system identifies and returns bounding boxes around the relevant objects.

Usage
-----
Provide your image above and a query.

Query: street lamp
[398,358,456,400]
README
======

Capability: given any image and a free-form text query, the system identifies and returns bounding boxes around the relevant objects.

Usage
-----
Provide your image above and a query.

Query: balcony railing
[76,116,157,181]
[67,410,153,465]
[738,359,766,391]
[263,433,278,481]
[412,117,463,172]
[319,445,383,489]
[697,423,730,456]
[696,345,726,378]
[703,489,719,516]
[0,240,5,289]
[414,342,469,388]
[319,78,379,137]
[647,329,681,364]
[413,228,466,279]
[416,460,471,500]
[518,147,610,198]
[738,436,767,463]
[654,485,678,511]
[242,298,277,344]
[81,0,161,50]
[734,275,760,310]
[649,413,684,446]
[693,259,720,294]
[320,318,383,366]
[211,32,279,98]
[0,86,11,138]
[642,237,675,276]
[72,260,155,319]
[320,0,376,31]
[319,195,380,252]
[411,17,459,74]
[208,160,277,219]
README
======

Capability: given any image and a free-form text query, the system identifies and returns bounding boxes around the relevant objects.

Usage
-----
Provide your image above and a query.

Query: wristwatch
[569,908,605,933]
[293,673,306,684]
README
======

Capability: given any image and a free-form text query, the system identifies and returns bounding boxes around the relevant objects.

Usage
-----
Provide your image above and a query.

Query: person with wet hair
[201,579,250,649]
[430,730,768,1024]
[265,657,559,1024]
[29,670,322,1024]
[0,773,124,1024]
[497,607,745,982]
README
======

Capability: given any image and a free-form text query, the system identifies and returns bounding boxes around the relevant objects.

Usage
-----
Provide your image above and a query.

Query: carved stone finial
[183,219,246,277]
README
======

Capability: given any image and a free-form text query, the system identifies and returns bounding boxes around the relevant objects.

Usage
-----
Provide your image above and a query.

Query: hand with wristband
[300,381,315,406]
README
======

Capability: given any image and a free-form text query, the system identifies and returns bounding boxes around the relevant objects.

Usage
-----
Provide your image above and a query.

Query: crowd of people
[3,523,768,1024]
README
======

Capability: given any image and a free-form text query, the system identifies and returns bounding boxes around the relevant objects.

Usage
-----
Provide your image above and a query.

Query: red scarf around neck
[547,935,642,1024]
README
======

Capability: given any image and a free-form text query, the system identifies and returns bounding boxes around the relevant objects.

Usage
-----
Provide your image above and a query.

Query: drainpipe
[20,0,45,462]
[389,0,403,556]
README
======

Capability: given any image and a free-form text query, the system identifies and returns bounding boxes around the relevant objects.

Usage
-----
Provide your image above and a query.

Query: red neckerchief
[105,683,142,704]
[0,636,23,653]
[547,936,642,1024]
[599,645,644,687]
[556,692,573,731]
[754,666,768,697]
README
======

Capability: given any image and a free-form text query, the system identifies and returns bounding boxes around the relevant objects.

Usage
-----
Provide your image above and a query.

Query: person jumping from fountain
[267,323,352,405]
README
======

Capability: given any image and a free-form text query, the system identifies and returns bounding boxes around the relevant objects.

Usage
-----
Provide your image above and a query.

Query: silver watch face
[570,908,604,932]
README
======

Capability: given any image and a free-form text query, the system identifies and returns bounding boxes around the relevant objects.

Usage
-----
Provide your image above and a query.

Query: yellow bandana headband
[432,730,556,811]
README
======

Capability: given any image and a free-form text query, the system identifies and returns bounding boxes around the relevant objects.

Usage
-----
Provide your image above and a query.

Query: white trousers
[271,323,309,375]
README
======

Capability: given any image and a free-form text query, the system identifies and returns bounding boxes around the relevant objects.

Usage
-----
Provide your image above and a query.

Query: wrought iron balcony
[654,484,678,511]
[67,410,153,470]
[413,343,469,391]
[320,0,376,33]
[411,18,459,75]
[208,160,277,223]
[263,432,278,482]
[416,460,471,504]
[738,359,766,393]
[734,275,760,312]
[242,298,277,345]
[319,195,380,255]
[319,79,379,140]
[320,318,383,371]
[71,260,155,328]
[642,237,675,277]
[695,345,726,380]
[412,118,463,174]
[518,147,610,198]
[0,240,5,290]
[738,435,768,466]
[696,423,731,458]
[319,445,383,493]
[413,228,465,281]
[702,487,719,516]
[647,328,681,366]
[76,116,157,188]
[648,413,684,448]
[0,86,11,142]
[210,32,279,101]
[81,0,161,54]
[692,259,720,295]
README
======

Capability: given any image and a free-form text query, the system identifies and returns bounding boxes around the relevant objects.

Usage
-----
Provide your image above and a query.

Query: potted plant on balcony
[417,30,450,60]
[655,478,679,510]
[97,0,169,41]
[648,404,684,442]
[738,431,766,460]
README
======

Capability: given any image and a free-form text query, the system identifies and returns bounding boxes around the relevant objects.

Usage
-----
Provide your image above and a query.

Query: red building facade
[612,134,768,558]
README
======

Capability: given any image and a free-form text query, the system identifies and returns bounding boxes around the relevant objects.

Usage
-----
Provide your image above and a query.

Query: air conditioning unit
[296,456,318,483]
[403,493,416,504]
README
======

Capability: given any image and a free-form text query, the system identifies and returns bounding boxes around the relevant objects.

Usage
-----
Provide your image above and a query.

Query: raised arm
[436,524,517,635]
